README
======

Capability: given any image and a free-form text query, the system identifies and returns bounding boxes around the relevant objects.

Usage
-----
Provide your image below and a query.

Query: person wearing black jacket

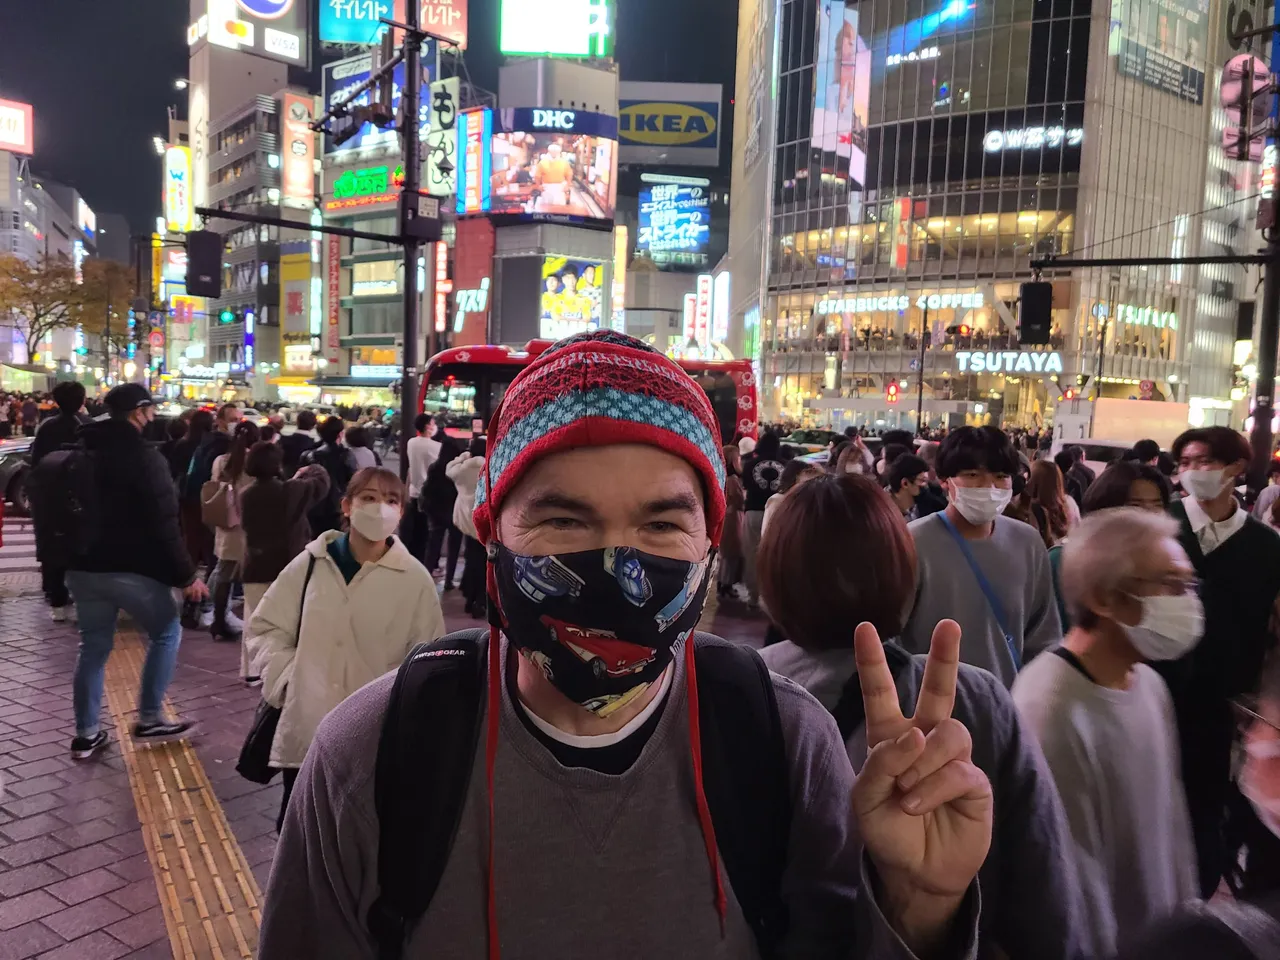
[299,416,357,535]
[280,409,319,476]
[740,431,784,606]
[65,384,209,761]
[30,381,91,621]
[422,431,464,581]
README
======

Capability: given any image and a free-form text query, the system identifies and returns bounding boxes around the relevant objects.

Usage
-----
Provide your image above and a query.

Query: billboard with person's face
[812,1,871,186]
[540,257,604,340]
[487,109,618,224]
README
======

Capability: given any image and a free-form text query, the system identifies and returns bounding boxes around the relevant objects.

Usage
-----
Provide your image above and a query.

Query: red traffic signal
[1062,388,1076,400]
[886,382,900,405]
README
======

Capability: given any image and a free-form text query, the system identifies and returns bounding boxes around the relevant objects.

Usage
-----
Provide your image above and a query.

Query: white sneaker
[224,609,245,631]
[731,584,750,603]
[50,606,70,623]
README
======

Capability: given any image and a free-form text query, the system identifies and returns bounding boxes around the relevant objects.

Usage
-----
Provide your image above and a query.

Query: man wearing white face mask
[1158,426,1280,897]
[247,466,444,830]
[901,426,1063,687]
[1013,508,1201,958]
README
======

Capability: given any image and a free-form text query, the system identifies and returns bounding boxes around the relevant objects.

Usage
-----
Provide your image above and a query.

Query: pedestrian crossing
[0,514,38,573]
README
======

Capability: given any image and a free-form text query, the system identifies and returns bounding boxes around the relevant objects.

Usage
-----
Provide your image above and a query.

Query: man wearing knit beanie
[260,331,993,959]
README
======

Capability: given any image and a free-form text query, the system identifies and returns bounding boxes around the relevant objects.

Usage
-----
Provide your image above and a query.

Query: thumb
[853,728,925,817]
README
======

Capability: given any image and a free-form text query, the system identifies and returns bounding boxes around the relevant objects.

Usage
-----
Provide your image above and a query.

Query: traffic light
[885,382,901,405]
[946,324,971,338]
[220,309,235,324]
[1062,388,1077,401]
[186,230,223,298]
[1019,281,1053,345]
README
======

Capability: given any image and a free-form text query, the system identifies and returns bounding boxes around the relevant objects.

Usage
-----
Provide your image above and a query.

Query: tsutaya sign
[957,350,1064,374]
[816,290,985,316]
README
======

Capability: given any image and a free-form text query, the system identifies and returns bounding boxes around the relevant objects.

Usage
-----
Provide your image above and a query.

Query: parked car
[0,437,33,516]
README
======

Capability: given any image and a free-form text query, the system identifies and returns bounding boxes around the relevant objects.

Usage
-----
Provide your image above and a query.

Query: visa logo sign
[532,109,576,130]
[619,101,719,147]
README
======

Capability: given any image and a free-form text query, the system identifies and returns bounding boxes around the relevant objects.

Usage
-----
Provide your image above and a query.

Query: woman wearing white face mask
[247,467,445,830]
[1013,508,1202,958]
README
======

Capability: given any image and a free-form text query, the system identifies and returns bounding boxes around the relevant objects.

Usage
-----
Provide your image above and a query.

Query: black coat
[71,418,196,587]
[30,412,89,466]
[279,431,318,477]
[300,441,357,534]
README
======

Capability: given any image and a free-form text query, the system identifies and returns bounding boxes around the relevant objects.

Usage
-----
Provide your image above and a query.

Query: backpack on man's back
[28,447,102,567]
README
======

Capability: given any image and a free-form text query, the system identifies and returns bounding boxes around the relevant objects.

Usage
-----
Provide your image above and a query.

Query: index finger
[854,621,908,747]
[913,619,961,731]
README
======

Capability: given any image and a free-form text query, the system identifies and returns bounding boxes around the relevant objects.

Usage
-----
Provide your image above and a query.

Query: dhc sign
[532,109,576,130]
[957,351,1064,374]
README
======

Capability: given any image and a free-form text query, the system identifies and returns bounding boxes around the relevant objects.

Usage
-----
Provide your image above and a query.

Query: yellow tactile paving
[102,628,262,959]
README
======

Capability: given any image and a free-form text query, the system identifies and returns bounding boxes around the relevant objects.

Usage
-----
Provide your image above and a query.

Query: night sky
[0,0,737,235]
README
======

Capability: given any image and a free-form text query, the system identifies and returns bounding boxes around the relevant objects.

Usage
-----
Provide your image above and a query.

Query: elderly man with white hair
[1012,508,1202,958]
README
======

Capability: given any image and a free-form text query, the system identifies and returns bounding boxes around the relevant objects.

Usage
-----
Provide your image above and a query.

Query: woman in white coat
[446,436,486,617]
[246,465,445,830]
[209,420,259,642]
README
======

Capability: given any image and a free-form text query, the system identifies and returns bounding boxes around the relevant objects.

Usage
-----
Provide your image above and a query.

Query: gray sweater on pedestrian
[902,513,1063,687]
[761,640,1090,960]
[1012,653,1200,959]
[257,635,979,959]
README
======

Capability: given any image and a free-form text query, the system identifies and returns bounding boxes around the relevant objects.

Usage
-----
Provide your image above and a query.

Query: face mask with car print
[491,543,711,717]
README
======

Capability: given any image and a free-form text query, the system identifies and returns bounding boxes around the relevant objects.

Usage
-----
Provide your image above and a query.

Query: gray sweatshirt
[902,513,1063,687]
[1012,653,1199,958]
[761,640,1090,960]
[258,636,979,959]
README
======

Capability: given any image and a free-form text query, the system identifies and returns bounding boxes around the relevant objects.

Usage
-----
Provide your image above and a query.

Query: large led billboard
[499,0,612,58]
[188,0,310,68]
[637,182,711,270]
[320,1,468,49]
[322,49,436,156]
[0,98,34,156]
[813,1,871,186]
[1109,0,1207,104]
[487,108,618,224]
[163,146,194,233]
[540,257,604,340]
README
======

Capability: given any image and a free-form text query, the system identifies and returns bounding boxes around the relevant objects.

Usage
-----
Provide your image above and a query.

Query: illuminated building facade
[729,0,1260,430]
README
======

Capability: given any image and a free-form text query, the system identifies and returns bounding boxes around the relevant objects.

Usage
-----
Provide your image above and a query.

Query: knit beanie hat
[474,330,727,545]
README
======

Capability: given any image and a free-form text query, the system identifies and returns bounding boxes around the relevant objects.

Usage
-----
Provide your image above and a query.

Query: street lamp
[174,79,189,90]
[152,136,166,156]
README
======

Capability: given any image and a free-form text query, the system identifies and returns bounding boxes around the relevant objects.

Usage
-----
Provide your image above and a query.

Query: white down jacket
[445,453,485,539]
[246,530,445,768]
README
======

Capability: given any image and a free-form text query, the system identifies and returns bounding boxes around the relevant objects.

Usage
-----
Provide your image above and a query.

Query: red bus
[418,340,758,443]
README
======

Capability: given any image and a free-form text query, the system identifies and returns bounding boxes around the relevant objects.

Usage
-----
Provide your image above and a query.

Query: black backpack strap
[692,635,791,957]
[368,629,489,960]
[829,642,916,741]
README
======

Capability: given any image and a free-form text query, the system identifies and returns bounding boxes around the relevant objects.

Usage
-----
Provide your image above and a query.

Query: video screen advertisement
[813,1,871,186]
[636,182,711,270]
[540,257,604,340]
[484,108,618,225]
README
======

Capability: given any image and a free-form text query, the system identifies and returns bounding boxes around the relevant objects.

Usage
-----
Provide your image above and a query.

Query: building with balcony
[728,0,1260,430]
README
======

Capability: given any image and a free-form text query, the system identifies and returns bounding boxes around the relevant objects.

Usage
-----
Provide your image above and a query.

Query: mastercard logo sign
[237,0,293,19]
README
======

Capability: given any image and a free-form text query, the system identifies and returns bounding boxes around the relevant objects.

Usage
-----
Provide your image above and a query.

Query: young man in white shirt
[1161,426,1280,895]
[403,414,443,561]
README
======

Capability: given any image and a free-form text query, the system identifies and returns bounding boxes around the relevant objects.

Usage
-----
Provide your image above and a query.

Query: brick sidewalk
[0,587,765,959]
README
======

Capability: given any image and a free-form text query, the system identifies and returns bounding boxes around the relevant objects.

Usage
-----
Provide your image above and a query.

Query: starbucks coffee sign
[815,290,985,316]
[957,350,1064,374]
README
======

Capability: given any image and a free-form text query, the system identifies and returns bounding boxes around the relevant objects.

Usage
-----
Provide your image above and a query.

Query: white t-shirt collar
[521,664,675,749]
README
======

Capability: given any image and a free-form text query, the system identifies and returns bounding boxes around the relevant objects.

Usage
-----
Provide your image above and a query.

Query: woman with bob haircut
[757,472,1088,960]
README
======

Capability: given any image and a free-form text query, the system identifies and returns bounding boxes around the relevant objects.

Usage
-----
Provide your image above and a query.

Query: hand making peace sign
[850,620,993,949]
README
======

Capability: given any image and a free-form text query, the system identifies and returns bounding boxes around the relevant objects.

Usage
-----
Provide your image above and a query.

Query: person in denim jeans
[66,384,208,760]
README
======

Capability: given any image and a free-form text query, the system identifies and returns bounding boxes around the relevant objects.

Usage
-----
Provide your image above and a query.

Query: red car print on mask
[540,616,658,679]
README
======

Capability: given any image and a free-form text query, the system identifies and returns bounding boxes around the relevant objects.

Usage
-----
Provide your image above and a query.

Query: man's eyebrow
[522,492,600,517]
[642,493,702,515]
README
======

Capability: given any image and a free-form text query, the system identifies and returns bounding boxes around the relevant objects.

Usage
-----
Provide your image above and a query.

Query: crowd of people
[10,329,1280,958]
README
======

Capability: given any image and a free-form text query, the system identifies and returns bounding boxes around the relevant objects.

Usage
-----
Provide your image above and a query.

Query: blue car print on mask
[604,547,654,607]
[513,554,585,604]
[653,560,706,633]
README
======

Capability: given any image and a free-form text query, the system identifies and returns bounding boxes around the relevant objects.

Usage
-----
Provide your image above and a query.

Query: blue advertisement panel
[322,47,437,156]
[319,0,396,44]
[636,183,711,270]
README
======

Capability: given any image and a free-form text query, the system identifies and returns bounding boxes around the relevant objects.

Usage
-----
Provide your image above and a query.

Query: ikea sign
[618,82,723,167]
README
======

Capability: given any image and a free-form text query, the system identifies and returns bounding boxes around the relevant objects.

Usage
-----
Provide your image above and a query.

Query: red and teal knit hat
[474,331,728,546]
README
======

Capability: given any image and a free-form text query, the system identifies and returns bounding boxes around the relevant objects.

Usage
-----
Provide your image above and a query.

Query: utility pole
[399,2,423,484]
[915,306,928,434]
[1252,237,1280,488]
